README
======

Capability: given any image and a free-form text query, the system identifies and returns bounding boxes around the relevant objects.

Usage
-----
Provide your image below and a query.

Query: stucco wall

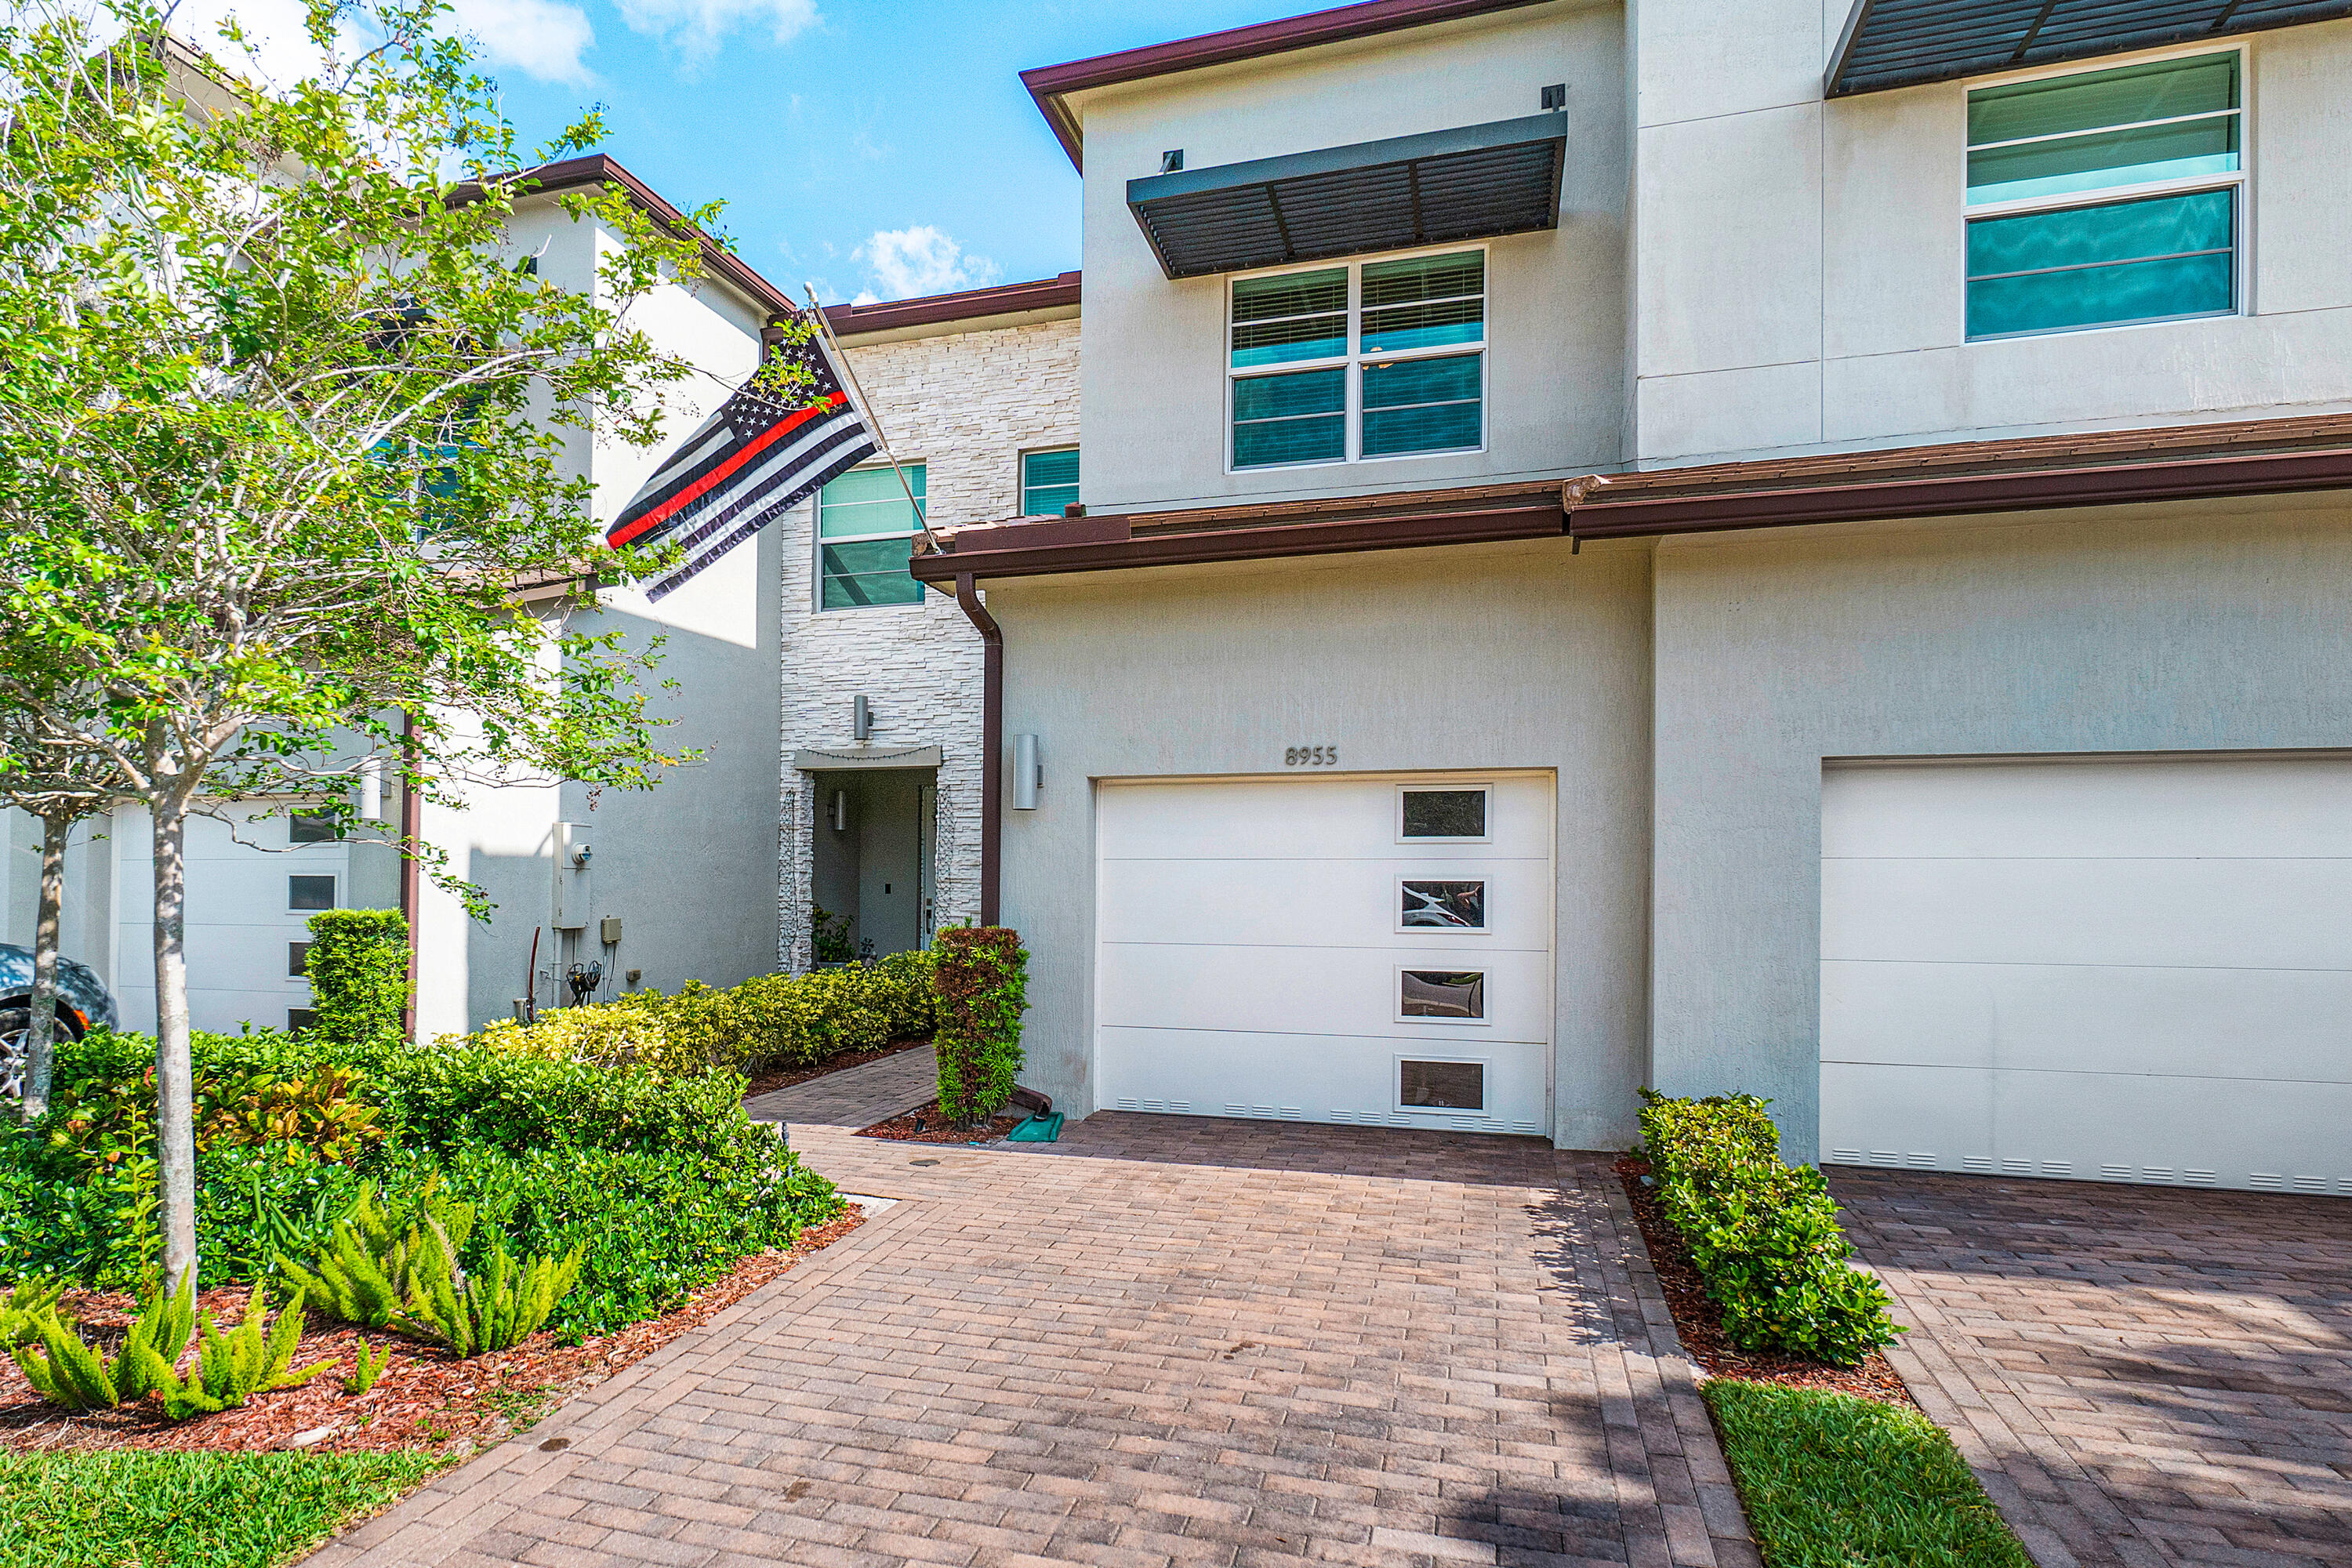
[1648,493,2352,1156]
[777,318,1079,968]
[989,536,1654,1146]
[1069,0,1628,514]
[1634,5,2352,461]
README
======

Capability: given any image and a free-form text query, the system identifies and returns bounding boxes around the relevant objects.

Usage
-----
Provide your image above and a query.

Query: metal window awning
[1125,112,1566,280]
[1828,0,2352,97]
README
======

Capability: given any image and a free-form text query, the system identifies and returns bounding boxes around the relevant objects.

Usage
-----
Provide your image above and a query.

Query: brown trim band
[826,272,1080,336]
[1021,0,1552,170]
[911,499,1566,582]
[1566,445,2352,539]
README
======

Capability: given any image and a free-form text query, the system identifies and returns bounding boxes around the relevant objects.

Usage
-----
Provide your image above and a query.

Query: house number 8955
[1286,746,1338,767]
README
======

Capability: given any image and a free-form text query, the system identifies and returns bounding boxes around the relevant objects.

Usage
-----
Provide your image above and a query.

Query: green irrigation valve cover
[1006,1112,1064,1142]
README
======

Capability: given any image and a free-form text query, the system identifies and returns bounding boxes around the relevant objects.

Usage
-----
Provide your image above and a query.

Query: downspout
[397,712,422,1042]
[953,573,1003,926]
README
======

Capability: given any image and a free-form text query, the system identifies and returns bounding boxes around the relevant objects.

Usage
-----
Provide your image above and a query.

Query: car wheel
[0,1005,78,1105]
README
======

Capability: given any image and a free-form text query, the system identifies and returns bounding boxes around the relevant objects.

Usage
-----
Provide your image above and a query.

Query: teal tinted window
[818,463,927,608]
[1232,368,1345,468]
[1021,448,1080,516]
[1361,252,1484,354]
[1968,54,2238,205]
[1966,189,2234,339]
[1361,354,1482,456]
[1232,269,1347,368]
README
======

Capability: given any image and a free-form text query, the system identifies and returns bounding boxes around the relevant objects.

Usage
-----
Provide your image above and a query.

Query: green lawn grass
[0,1449,446,1568]
[1704,1381,2034,1568]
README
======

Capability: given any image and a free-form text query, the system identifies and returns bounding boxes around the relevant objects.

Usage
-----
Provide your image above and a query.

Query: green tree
[0,0,789,1291]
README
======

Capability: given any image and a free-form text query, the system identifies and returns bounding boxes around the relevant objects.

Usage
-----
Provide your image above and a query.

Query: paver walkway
[1833,1168,2352,1568]
[313,1054,1757,1568]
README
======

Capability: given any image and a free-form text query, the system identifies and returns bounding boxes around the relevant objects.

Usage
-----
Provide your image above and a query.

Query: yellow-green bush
[471,952,938,1078]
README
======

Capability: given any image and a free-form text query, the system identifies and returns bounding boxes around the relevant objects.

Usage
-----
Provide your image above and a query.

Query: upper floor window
[818,463,927,610]
[1229,250,1485,470]
[1021,448,1080,516]
[1964,52,2241,341]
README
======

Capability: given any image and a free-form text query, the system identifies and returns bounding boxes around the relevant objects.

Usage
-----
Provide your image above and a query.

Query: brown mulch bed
[1614,1155,1917,1409]
[857,1098,1022,1144]
[0,1209,867,1457]
[742,1036,930,1099]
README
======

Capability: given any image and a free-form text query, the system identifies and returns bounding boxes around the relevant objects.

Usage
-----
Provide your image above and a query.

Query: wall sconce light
[1011,734,1042,811]
[852,695,873,741]
[829,789,848,832]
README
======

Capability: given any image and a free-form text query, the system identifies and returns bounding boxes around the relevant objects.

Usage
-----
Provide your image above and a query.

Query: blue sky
[454,0,1305,306]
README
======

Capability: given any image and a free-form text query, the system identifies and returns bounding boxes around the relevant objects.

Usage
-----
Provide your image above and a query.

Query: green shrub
[395,1232,582,1358]
[303,911,411,1050]
[932,927,1027,1123]
[1638,1089,1901,1367]
[140,1286,333,1419]
[445,1137,840,1340]
[10,1276,194,1412]
[0,1279,65,1350]
[342,1338,391,1396]
[194,1145,376,1284]
[368,1042,768,1164]
[280,1178,474,1329]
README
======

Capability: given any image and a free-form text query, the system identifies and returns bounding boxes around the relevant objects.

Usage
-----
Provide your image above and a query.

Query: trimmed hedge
[303,910,410,1049]
[1638,1090,1901,1367]
[932,927,1027,1123]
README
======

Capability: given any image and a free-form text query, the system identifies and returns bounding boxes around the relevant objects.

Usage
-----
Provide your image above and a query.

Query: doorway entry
[809,766,938,960]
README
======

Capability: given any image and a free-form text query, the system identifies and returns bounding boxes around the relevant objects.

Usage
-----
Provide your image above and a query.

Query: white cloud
[162,0,593,87]
[615,0,815,60]
[448,0,595,85]
[855,225,1000,303]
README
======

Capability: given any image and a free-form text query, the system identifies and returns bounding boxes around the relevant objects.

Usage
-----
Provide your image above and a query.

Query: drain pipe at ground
[953,572,1002,926]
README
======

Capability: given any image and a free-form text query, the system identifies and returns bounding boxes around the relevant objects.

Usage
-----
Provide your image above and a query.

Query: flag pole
[800,285,937,552]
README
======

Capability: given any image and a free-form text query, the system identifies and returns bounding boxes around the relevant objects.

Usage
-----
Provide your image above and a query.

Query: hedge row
[1637,1090,1901,1367]
[475,950,936,1080]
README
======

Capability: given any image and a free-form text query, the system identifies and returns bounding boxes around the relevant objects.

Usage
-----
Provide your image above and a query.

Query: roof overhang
[825,272,1080,342]
[1827,0,2352,98]
[909,413,2352,581]
[1020,0,1555,172]
[1125,113,1566,279]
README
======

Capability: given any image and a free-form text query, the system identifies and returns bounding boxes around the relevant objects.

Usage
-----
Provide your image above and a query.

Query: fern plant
[9,1274,194,1411]
[136,1286,333,1418]
[0,1278,67,1351]
[343,1338,392,1395]
[395,1235,583,1358]
[281,1178,474,1328]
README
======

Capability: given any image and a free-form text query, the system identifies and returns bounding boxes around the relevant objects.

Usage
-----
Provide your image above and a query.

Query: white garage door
[1096,773,1553,1134]
[1822,754,2352,1196]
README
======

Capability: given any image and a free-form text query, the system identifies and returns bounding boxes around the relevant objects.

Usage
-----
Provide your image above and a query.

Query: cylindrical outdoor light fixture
[1011,734,1042,811]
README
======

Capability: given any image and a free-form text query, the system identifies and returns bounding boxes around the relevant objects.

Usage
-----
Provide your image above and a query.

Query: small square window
[1021,448,1080,517]
[1401,970,1484,1019]
[1400,880,1486,931]
[1399,788,1487,840]
[289,942,312,978]
[290,813,338,844]
[288,1008,318,1033]
[1400,1059,1485,1110]
[289,875,336,911]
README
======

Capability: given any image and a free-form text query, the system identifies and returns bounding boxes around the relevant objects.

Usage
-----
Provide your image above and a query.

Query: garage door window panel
[289,875,336,911]
[1400,968,1486,1021]
[1399,786,1489,840]
[1400,878,1486,931]
[1399,1058,1485,1111]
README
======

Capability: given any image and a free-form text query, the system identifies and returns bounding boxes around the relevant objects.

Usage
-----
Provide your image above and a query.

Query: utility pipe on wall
[953,572,1002,926]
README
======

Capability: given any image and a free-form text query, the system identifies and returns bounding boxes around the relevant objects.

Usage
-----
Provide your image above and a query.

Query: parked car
[0,943,120,1102]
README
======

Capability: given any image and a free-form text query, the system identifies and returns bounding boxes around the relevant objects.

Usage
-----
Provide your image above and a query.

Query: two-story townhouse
[775,275,1080,971]
[911,0,2352,1198]
[5,155,800,1040]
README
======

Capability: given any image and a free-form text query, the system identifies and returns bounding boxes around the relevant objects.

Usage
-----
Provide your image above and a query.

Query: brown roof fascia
[1020,0,1553,170]
[1567,412,2352,538]
[510,154,797,321]
[826,272,1081,336]
[909,485,1566,581]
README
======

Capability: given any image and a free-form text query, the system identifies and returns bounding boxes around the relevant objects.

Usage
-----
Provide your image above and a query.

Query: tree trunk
[151,791,198,1296]
[20,811,67,1120]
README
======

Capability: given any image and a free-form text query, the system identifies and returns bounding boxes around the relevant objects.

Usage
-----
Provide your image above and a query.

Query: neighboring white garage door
[1822,754,2352,1196]
[1096,773,1553,1135]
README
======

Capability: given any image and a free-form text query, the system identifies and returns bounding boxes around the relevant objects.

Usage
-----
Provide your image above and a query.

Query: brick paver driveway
[1834,1169,2352,1568]
[310,1054,1757,1568]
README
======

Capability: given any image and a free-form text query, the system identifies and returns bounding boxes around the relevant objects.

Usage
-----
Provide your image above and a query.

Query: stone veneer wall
[777,315,1080,970]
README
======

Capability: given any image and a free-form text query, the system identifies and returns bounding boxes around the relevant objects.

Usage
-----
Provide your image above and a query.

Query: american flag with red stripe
[606,336,878,600]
